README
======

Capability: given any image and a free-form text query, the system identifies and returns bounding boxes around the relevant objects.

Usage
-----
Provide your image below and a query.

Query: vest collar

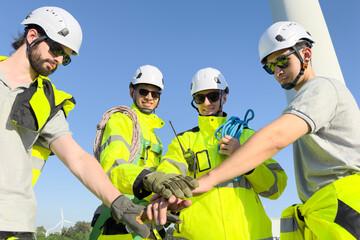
[131,104,164,131]
[198,113,227,132]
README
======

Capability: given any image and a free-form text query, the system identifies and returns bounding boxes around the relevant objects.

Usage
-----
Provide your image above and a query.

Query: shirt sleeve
[39,110,71,148]
[283,77,337,133]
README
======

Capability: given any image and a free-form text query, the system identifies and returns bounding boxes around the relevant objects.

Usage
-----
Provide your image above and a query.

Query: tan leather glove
[143,171,199,199]
[110,195,181,238]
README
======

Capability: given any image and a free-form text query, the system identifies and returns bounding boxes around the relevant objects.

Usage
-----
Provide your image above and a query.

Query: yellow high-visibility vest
[26,77,75,186]
[281,173,360,240]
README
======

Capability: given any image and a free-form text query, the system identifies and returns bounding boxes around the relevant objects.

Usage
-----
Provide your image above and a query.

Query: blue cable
[215,109,254,181]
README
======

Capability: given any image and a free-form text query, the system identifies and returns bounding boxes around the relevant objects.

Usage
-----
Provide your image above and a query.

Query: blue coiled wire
[215,109,255,181]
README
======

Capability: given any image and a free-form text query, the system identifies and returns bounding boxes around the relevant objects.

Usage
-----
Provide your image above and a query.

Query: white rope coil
[93,106,141,164]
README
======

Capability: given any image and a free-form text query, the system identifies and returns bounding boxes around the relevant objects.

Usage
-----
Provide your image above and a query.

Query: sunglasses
[263,50,296,75]
[137,88,161,99]
[193,91,221,104]
[43,38,71,66]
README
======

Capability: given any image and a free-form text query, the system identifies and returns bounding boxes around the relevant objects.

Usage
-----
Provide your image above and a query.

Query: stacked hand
[142,172,199,227]
[112,171,201,237]
[146,194,192,225]
[143,171,199,198]
[110,195,181,239]
[146,174,213,226]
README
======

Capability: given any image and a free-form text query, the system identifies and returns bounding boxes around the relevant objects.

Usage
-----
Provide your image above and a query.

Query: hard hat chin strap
[191,99,199,113]
[281,47,309,90]
[26,35,45,55]
[215,92,224,116]
[281,71,302,90]
[134,101,154,115]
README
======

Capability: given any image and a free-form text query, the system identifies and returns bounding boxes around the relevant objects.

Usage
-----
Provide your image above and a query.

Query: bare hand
[146,194,191,225]
[218,135,240,156]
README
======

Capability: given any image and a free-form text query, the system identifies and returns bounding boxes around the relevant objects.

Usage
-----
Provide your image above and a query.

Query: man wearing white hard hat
[154,67,287,239]
[0,7,187,239]
[89,65,198,239]
[192,22,360,239]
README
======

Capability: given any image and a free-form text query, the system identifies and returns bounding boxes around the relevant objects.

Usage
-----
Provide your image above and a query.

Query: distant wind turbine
[45,208,73,237]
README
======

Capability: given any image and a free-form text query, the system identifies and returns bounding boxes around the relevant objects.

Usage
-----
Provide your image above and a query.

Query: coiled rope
[214,109,255,181]
[215,109,254,143]
[93,106,141,164]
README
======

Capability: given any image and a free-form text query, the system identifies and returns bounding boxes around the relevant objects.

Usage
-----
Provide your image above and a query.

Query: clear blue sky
[1,1,359,230]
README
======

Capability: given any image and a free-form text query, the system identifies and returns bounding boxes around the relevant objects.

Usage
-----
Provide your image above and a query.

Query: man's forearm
[209,128,280,186]
[197,114,309,188]
[72,151,121,207]
[51,135,121,207]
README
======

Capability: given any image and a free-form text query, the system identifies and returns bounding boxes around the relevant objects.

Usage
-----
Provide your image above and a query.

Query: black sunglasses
[43,38,71,66]
[193,91,221,104]
[263,50,296,75]
[137,88,161,99]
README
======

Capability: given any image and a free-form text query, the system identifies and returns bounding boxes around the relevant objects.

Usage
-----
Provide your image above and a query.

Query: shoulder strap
[152,134,163,155]
[132,131,144,166]
[93,106,141,164]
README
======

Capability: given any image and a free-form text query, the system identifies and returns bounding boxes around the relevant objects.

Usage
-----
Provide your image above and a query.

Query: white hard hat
[22,6,83,55]
[190,67,229,96]
[131,65,164,90]
[258,21,314,64]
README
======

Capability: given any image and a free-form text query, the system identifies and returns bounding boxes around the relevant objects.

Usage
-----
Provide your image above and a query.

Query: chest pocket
[196,149,211,172]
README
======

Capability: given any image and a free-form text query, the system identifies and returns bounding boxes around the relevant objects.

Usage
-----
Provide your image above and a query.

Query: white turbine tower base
[45,208,73,237]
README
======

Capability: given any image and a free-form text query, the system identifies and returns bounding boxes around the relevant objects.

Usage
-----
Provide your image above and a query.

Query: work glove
[110,195,182,239]
[143,171,199,199]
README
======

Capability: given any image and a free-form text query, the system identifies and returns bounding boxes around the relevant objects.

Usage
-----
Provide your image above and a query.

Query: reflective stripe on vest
[104,133,162,177]
[100,135,131,154]
[162,158,188,175]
